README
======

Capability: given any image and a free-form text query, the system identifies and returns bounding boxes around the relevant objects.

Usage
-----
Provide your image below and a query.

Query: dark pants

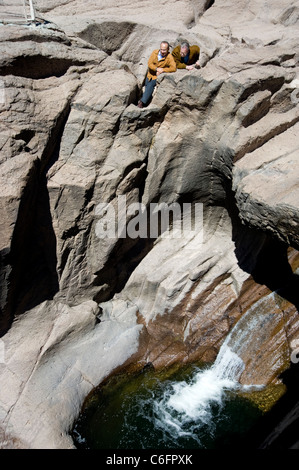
[141,77,157,105]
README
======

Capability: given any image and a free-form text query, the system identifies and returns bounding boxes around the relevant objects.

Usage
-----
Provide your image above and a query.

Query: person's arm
[164,54,177,73]
[148,50,159,74]
[171,46,186,69]
[176,62,187,69]
[189,46,200,65]
[185,46,200,70]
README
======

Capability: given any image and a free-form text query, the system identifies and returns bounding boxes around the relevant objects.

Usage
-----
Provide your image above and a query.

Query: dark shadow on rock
[0,166,59,337]
[236,361,299,449]
[0,55,81,79]
[0,104,70,336]
[12,173,59,315]
[226,185,299,311]
[223,185,299,449]
[92,203,156,303]
[77,21,136,55]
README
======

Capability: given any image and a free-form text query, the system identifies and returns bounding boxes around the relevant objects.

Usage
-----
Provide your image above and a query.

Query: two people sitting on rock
[137,41,200,108]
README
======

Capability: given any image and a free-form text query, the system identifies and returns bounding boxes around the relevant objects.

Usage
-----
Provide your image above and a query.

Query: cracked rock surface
[0,0,298,449]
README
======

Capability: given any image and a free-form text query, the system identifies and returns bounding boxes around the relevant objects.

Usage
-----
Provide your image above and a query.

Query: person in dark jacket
[172,41,200,70]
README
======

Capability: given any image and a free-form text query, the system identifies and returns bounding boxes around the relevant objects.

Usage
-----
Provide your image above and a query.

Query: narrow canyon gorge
[0,0,298,449]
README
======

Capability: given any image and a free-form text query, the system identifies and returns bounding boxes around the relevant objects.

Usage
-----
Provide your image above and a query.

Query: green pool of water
[72,362,266,450]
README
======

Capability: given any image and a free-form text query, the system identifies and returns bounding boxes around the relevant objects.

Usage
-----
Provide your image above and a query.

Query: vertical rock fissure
[0,101,73,335]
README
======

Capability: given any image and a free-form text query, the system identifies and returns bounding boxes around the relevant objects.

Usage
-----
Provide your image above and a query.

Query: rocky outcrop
[233,121,299,250]
[0,0,298,449]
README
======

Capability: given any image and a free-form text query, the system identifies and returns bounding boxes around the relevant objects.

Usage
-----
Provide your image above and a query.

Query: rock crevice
[0,0,298,449]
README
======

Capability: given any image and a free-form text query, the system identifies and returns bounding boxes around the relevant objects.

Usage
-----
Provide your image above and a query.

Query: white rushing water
[153,294,277,443]
[153,345,246,443]
[72,291,280,449]
[167,346,244,418]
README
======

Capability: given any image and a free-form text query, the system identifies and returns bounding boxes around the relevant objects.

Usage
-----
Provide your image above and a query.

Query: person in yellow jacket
[171,41,200,70]
[137,41,176,108]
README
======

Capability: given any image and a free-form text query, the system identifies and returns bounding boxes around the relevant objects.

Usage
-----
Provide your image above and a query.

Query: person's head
[180,41,190,58]
[160,41,170,57]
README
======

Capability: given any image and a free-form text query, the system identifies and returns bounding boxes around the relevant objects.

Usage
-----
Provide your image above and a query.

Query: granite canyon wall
[0,0,298,449]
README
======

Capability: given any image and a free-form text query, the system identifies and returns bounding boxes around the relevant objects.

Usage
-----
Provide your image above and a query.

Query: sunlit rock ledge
[0,0,298,449]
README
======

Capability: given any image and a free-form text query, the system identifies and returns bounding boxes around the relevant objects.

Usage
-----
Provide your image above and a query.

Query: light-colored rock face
[0,0,298,449]
[233,121,299,249]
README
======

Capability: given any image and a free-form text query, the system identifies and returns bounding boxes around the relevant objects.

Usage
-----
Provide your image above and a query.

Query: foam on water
[73,291,278,448]
[153,345,245,442]
[152,293,277,443]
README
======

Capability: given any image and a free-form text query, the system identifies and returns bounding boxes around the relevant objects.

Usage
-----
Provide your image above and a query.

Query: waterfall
[152,294,278,444]
[72,291,282,449]
[153,345,247,443]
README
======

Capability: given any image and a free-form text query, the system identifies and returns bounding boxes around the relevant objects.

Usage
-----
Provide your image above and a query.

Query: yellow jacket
[171,45,200,69]
[147,49,177,80]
